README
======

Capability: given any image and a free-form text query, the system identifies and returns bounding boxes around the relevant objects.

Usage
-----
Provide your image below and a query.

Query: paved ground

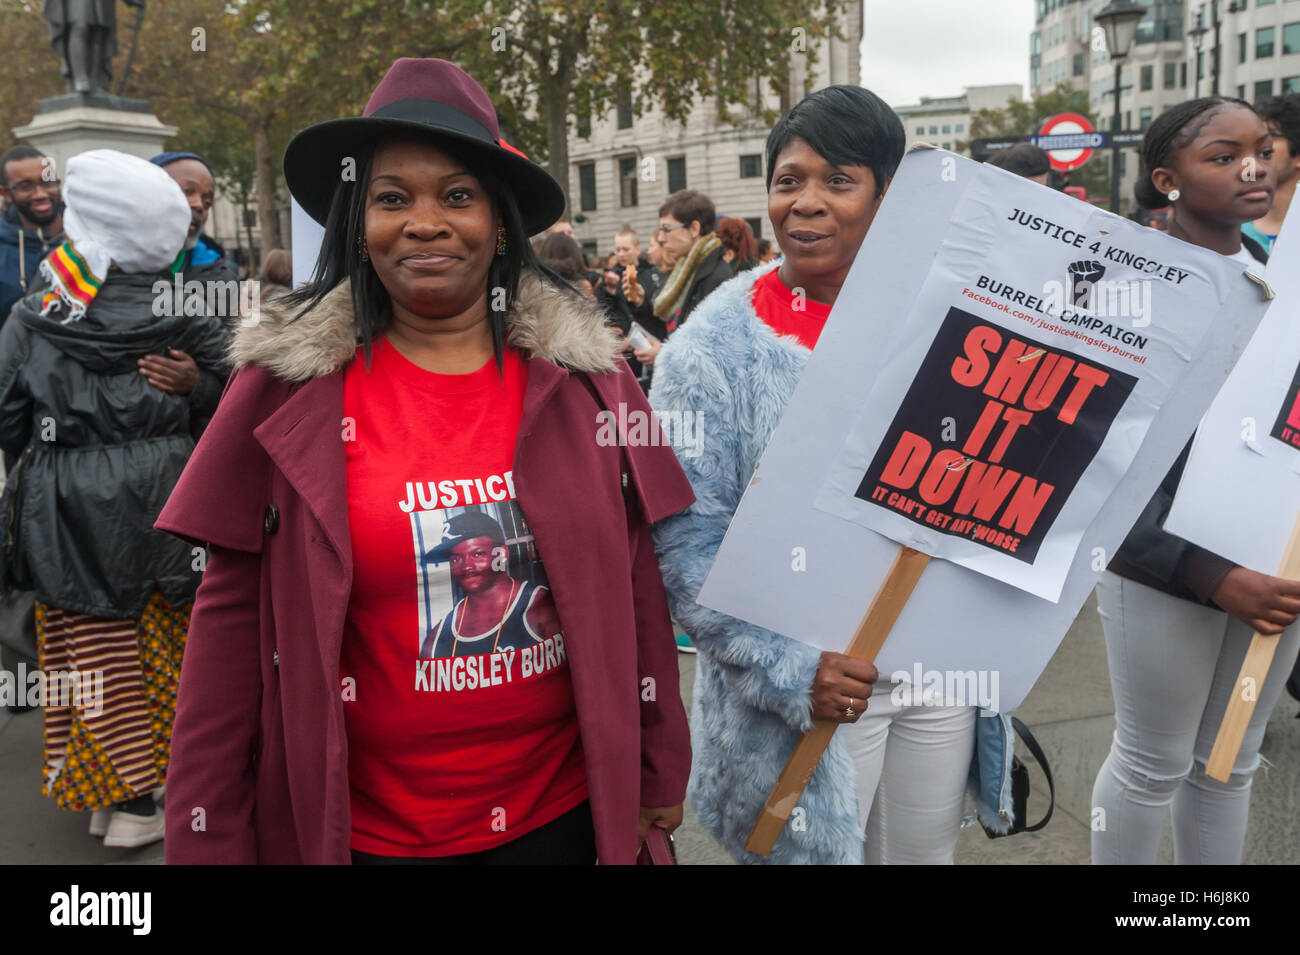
[2,593,1297,865]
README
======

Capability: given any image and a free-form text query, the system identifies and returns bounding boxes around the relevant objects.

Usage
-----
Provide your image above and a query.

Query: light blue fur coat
[649,262,1013,865]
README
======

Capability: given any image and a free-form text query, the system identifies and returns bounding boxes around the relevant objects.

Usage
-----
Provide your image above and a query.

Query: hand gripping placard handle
[745,546,932,856]
[1206,510,1300,782]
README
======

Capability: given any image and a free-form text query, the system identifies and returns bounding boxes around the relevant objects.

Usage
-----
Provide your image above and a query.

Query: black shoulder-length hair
[284,134,582,371]
[765,85,906,197]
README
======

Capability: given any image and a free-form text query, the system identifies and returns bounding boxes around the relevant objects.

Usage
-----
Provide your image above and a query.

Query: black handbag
[982,717,1056,838]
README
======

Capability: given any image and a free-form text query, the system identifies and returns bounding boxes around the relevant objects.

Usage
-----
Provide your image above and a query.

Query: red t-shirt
[341,338,587,857]
[750,267,832,350]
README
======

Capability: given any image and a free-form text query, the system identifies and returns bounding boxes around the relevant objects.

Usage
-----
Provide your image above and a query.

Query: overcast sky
[859,0,1035,107]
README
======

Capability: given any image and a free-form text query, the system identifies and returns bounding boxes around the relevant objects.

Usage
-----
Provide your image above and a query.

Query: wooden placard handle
[1206,510,1300,782]
[745,546,932,856]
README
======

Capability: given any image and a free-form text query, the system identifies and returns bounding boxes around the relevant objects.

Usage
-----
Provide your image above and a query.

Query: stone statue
[44,0,145,96]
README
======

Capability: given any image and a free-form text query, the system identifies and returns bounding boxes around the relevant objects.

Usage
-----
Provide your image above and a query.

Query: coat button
[263,504,279,535]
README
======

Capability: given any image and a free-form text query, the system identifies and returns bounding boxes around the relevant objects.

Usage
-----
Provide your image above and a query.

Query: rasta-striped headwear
[39,149,191,323]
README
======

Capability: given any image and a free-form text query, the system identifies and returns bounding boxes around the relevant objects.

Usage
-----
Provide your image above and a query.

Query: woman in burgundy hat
[155,58,694,865]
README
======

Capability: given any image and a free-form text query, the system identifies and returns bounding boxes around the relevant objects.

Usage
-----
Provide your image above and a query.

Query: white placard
[1165,211,1300,573]
[694,149,1271,712]
[815,167,1234,602]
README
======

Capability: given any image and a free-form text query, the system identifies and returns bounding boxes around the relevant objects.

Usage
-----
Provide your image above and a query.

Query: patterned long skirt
[35,592,190,812]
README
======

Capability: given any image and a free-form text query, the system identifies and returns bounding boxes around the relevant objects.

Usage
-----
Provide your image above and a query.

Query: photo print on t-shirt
[409,490,563,662]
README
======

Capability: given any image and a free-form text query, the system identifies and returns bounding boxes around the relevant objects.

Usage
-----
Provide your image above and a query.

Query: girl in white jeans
[1092,96,1299,865]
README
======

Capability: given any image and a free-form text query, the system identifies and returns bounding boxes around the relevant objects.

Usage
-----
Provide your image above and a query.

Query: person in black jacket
[1091,97,1299,865]
[0,149,228,850]
[628,189,732,370]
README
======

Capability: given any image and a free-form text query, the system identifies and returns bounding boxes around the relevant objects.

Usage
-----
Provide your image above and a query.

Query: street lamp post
[1190,13,1208,98]
[1194,1,1248,98]
[1096,0,1148,214]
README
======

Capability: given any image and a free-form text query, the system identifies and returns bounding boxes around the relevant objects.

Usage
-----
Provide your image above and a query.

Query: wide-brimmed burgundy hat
[283,58,565,235]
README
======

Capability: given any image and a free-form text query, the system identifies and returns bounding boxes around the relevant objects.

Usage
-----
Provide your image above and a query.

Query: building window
[1255,79,1275,100]
[1140,65,1153,91]
[956,122,965,133]
[744,217,762,240]
[1257,27,1275,57]
[1285,22,1300,54]
[580,240,598,260]
[616,87,633,129]
[942,142,951,150]
[929,125,938,134]
[942,124,951,134]
[1181,62,1187,87]
[1197,51,1205,79]
[1072,52,1085,76]
[916,126,925,134]
[1285,76,1300,95]
[1163,62,1177,88]
[576,112,590,139]
[1239,32,1248,64]
[1239,84,1248,99]
[578,162,596,212]
[1139,106,1153,131]
[618,156,637,207]
[667,156,686,193]
[739,154,762,179]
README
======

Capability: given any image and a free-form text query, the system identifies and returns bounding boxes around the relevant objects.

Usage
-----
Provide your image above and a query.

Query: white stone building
[894,84,1025,154]
[565,2,863,260]
[1197,0,1300,102]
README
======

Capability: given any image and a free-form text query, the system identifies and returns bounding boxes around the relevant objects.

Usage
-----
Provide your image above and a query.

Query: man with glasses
[0,145,64,323]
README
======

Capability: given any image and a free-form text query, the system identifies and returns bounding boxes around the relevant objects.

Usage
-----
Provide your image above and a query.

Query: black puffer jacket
[0,272,229,617]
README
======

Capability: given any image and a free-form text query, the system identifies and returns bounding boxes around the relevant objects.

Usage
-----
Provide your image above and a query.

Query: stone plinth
[13,93,177,176]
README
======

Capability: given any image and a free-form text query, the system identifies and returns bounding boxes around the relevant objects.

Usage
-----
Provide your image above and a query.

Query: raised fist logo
[1067,260,1106,310]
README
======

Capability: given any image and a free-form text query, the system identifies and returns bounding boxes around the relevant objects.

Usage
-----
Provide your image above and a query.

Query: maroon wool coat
[155,275,695,864]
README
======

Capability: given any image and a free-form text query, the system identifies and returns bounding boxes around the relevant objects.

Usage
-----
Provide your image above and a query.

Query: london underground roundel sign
[1034,112,1101,173]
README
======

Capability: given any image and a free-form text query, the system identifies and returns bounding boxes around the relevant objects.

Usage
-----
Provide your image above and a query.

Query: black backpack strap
[1241,232,1270,266]
[1011,717,1055,832]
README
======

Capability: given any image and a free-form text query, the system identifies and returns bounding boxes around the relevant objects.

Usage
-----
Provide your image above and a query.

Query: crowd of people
[0,52,1297,866]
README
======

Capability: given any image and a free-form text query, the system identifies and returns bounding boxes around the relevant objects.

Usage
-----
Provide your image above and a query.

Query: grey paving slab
[1013,592,1117,727]
[0,706,164,865]
[2,604,1295,865]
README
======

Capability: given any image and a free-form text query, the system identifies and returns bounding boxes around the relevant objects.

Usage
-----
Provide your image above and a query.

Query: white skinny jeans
[1091,571,1300,864]
[840,682,977,864]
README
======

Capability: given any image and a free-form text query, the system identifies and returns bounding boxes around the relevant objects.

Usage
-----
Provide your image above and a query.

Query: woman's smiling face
[364,137,498,320]
[768,137,884,290]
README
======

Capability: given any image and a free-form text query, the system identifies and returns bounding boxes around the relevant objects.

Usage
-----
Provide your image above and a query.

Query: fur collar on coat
[229,270,623,381]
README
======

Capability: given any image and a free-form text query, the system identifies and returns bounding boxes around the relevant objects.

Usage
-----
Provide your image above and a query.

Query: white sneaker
[103,808,165,848]
[89,808,113,838]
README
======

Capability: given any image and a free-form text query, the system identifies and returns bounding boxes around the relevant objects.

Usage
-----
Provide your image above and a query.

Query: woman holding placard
[1091,96,1300,865]
[649,86,1018,864]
